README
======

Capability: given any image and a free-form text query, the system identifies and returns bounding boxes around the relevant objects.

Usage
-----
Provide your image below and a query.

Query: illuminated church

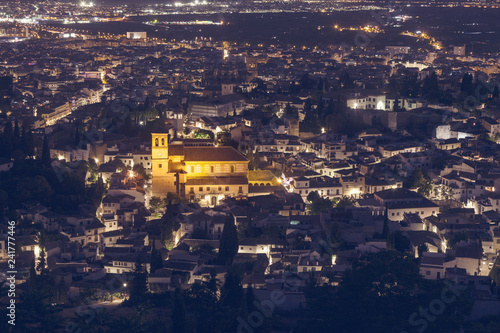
[151,132,251,206]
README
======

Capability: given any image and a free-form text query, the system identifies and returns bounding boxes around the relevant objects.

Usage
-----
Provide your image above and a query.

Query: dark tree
[422,71,440,102]
[336,196,356,208]
[296,251,473,333]
[221,269,244,309]
[128,257,148,304]
[150,242,163,273]
[330,222,343,249]
[461,73,474,95]
[493,85,500,100]
[382,204,389,238]
[74,128,80,148]
[307,191,335,214]
[14,118,19,139]
[57,278,68,304]
[29,258,36,292]
[41,135,51,168]
[253,150,261,170]
[24,128,35,157]
[218,215,239,265]
[171,289,187,333]
[245,285,256,313]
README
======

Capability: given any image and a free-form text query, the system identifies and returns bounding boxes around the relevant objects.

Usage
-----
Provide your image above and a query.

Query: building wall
[152,133,249,204]
[388,206,437,222]
[152,133,172,197]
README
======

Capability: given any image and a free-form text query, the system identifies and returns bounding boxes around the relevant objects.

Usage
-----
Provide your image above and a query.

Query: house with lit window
[104,253,150,274]
[292,176,343,201]
[374,188,439,222]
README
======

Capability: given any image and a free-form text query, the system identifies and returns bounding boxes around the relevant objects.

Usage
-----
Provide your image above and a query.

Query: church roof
[168,144,184,156]
[183,146,248,162]
[186,176,248,185]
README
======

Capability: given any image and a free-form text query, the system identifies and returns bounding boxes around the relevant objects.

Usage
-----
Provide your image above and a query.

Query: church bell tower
[151,133,171,197]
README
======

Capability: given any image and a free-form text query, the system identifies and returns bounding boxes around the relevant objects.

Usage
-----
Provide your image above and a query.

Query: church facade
[151,133,250,206]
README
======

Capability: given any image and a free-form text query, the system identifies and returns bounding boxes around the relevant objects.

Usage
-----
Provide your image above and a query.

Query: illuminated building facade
[151,133,249,206]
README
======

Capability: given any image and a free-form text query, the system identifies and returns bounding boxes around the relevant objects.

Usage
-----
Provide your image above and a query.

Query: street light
[123,282,127,300]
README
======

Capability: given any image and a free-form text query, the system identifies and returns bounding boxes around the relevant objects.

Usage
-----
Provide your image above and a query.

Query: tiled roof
[186,176,248,185]
[184,146,248,162]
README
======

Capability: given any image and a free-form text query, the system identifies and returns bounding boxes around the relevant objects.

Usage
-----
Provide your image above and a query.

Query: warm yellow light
[129,171,134,178]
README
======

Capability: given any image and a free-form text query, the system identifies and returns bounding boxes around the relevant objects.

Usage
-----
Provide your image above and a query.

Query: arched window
[211,165,214,173]
[161,138,165,146]
[231,165,235,173]
[191,166,194,173]
[155,138,159,146]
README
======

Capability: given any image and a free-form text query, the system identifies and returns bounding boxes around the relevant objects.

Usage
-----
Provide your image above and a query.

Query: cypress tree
[245,285,256,313]
[41,135,51,168]
[14,118,19,138]
[129,257,148,304]
[218,214,239,265]
[25,129,35,157]
[21,126,27,154]
[253,150,260,170]
[246,148,254,170]
[171,289,186,333]
[57,277,68,304]
[74,128,80,148]
[493,85,499,99]
[150,241,163,273]
[1,121,13,157]
[29,258,36,292]
[382,204,389,238]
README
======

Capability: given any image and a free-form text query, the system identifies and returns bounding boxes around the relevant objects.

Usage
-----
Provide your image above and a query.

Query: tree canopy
[218,215,239,265]
[296,250,473,333]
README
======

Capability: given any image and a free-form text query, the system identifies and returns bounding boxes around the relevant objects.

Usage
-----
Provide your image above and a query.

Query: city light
[1,0,498,329]
[80,1,94,7]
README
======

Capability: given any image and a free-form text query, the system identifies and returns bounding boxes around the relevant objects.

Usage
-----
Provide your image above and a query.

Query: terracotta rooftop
[184,146,248,162]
